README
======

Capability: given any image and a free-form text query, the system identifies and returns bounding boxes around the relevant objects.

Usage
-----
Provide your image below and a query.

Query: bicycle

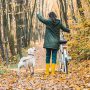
[58,32,71,74]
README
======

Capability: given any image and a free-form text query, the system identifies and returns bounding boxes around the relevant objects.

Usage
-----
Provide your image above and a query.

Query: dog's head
[28,47,36,55]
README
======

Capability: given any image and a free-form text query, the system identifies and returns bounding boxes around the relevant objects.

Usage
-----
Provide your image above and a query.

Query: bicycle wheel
[64,58,68,74]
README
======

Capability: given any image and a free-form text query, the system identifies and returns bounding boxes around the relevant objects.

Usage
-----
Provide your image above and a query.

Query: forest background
[0,0,90,64]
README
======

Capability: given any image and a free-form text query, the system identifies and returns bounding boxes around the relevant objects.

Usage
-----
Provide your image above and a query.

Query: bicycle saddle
[59,40,67,44]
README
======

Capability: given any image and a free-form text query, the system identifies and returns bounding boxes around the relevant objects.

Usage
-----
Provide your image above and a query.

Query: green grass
[0,69,8,74]
[8,64,18,69]
[0,63,18,75]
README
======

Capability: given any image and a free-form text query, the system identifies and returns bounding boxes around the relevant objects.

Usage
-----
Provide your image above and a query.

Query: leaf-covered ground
[0,44,90,90]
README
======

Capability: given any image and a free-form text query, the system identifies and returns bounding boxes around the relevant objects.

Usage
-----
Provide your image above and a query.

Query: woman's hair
[48,12,57,24]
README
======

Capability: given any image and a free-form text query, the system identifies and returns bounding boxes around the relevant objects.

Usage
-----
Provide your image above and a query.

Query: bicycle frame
[58,44,72,74]
[58,32,71,74]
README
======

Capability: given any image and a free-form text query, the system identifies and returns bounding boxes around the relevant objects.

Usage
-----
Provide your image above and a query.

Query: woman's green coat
[37,14,70,49]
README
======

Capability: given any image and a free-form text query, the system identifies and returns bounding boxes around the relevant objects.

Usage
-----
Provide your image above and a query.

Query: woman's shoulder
[55,19,61,25]
[56,19,61,23]
[47,19,61,25]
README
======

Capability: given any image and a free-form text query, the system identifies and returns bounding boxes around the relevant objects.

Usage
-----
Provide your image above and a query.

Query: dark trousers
[46,48,58,64]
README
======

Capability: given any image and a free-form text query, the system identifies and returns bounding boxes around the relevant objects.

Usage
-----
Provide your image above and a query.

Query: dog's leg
[28,65,31,74]
[27,62,34,76]
[28,65,34,75]
[26,68,28,73]
[59,62,62,71]
[22,64,28,77]
[30,66,34,75]
[24,64,28,73]
[17,63,21,76]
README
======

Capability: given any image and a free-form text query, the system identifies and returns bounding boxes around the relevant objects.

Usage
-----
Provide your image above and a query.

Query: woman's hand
[37,11,42,16]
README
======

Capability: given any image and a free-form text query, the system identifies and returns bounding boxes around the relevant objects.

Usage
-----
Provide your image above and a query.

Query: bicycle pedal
[60,69,64,72]
[67,56,72,61]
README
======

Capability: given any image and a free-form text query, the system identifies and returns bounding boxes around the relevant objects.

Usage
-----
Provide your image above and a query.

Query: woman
[37,12,70,75]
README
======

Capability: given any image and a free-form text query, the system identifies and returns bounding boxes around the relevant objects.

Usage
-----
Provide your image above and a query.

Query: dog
[17,47,36,76]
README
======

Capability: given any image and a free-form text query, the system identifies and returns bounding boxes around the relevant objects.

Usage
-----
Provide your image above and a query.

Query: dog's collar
[28,54,34,56]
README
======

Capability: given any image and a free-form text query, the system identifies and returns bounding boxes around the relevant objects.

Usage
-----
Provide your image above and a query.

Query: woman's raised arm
[37,13,49,25]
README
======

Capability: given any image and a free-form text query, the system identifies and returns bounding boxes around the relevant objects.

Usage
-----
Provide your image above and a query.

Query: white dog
[17,47,36,75]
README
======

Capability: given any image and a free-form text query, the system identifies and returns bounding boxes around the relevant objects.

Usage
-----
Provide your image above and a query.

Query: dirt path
[0,43,90,90]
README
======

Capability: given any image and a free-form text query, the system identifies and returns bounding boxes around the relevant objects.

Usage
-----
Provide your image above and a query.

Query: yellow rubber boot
[45,64,50,75]
[51,64,56,75]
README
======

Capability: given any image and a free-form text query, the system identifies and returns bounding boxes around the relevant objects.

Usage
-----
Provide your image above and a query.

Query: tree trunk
[28,0,37,45]
[15,5,23,58]
[76,0,86,22]
[0,0,5,61]
[2,0,9,65]
[8,1,16,56]
[70,0,77,23]
[0,18,5,61]
[16,17,22,58]
[59,0,69,27]
[23,12,28,47]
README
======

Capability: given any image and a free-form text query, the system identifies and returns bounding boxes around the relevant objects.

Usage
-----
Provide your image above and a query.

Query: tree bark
[2,0,9,65]
[76,0,86,22]
[28,0,37,45]
[70,0,77,23]
[0,16,5,61]
[59,0,69,27]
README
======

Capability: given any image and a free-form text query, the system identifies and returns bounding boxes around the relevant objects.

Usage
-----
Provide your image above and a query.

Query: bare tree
[69,0,77,23]
[58,0,69,27]
[2,0,9,65]
[76,0,86,22]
